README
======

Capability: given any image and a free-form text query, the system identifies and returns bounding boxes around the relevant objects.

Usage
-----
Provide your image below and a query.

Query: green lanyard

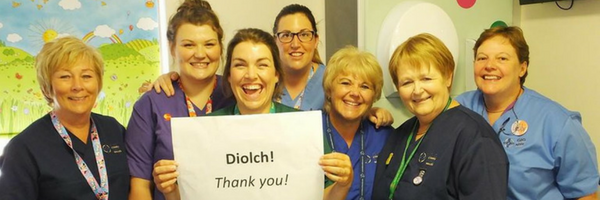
[233,102,276,115]
[388,97,452,200]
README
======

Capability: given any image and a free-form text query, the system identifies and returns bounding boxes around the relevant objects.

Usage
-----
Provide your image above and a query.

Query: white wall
[162,0,326,73]
[363,0,514,127]
[518,0,600,163]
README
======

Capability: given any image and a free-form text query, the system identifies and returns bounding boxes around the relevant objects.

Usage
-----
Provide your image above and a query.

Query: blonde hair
[389,33,454,90]
[36,36,104,105]
[322,46,383,114]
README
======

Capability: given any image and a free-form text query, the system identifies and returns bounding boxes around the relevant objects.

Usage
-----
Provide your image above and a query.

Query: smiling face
[329,73,375,124]
[474,36,527,98]
[396,63,451,123]
[50,59,99,119]
[275,13,318,73]
[172,23,221,83]
[228,42,279,114]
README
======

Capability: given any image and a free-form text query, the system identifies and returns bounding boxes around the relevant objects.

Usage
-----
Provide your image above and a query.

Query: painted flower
[11,106,17,112]
[23,108,29,115]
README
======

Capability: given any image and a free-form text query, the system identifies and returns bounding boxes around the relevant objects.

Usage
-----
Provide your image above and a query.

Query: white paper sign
[171,111,324,200]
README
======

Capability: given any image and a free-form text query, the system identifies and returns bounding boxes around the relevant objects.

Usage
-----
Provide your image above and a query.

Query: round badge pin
[413,176,423,185]
[511,120,528,136]
[418,152,427,163]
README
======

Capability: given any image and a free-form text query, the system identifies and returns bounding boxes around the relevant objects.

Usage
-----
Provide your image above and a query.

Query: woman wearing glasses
[456,26,598,199]
[150,4,394,127]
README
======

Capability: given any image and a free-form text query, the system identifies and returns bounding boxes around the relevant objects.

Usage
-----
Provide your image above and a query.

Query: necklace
[326,115,366,200]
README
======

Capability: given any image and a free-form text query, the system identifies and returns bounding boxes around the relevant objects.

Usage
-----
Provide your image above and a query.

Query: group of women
[0,0,597,199]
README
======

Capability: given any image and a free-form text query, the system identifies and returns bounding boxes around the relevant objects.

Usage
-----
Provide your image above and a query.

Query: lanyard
[233,102,276,115]
[50,112,108,200]
[277,65,315,109]
[178,78,217,116]
[326,115,366,200]
[388,98,452,199]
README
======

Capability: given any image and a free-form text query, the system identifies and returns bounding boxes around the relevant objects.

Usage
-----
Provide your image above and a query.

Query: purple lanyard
[50,112,109,200]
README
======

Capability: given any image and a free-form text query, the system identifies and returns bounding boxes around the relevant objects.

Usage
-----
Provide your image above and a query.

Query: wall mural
[0,0,161,135]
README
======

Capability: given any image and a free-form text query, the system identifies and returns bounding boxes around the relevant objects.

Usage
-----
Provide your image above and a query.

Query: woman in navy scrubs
[0,36,129,200]
[372,33,508,200]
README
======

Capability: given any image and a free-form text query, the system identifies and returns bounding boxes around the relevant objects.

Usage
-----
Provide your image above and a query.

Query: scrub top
[0,113,129,200]
[280,64,325,111]
[372,106,508,200]
[126,76,235,200]
[457,87,599,199]
[322,112,392,200]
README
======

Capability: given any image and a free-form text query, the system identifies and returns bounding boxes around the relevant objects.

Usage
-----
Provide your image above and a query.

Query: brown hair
[167,0,224,55]
[474,26,529,85]
[222,28,284,101]
[272,4,322,65]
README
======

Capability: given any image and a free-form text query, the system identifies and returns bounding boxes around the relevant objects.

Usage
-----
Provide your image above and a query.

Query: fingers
[319,153,353,186]
[152,160,179,193]
[152,72,178,96]
[369,107,394,128]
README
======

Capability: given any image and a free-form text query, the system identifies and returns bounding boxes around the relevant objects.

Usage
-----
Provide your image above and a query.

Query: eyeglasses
[275,30,316,43]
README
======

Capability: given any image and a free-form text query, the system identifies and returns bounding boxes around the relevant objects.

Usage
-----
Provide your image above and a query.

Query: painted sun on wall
[0,0,161,135]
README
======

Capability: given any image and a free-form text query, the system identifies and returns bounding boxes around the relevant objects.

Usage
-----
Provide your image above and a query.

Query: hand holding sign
[153,160,179,195]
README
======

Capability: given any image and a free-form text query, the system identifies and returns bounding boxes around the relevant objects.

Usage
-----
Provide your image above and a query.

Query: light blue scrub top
[457,87,599,200]
[279,64,325,111]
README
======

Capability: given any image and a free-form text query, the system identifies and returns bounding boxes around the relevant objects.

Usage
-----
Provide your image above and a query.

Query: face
[228,42,279,114]
[275,13,318,72]
[474,36,527,97]
[329,73,375,123]
[396,63,451,122]
[50,59,100,118]
[172,23,221,82]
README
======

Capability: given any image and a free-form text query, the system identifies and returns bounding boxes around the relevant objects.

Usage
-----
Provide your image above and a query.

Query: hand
[319,152,353,187]
[152,160,179,194]
[369,107,394,128]
[152,71,180,96]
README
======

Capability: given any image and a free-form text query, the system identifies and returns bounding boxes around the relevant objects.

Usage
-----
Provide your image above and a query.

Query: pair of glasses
[275,30,315,43]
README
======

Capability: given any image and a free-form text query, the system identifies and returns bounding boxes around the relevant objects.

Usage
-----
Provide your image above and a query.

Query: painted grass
[0,58,160,135]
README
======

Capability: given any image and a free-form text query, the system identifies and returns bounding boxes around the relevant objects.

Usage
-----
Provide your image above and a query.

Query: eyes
[338,79,373,90]
[181,41,218,49]
[56,72,95,80]
[399,77,433,86]
[475,55,510,63]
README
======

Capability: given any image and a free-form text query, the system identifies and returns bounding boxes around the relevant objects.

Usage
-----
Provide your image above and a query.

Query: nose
[244,65,258,80]
[290,34,301,48]
[484,60,496,71]
[412,81,424,95]
[194,46,206,59]
[71,77,84,91]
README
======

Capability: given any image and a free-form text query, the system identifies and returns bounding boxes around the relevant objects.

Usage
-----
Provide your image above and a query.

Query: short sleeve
[554,116,599,198]
[125,95,156,180]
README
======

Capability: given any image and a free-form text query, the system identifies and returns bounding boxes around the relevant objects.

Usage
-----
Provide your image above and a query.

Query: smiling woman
[0,36,130,200]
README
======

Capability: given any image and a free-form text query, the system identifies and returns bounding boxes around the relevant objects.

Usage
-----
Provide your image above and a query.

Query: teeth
[484,75,500,80]
[344,101,359,106]
[191,62,208,67]
[70,97,85,101]
[290,52,303,56]
[243,85,261,90]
